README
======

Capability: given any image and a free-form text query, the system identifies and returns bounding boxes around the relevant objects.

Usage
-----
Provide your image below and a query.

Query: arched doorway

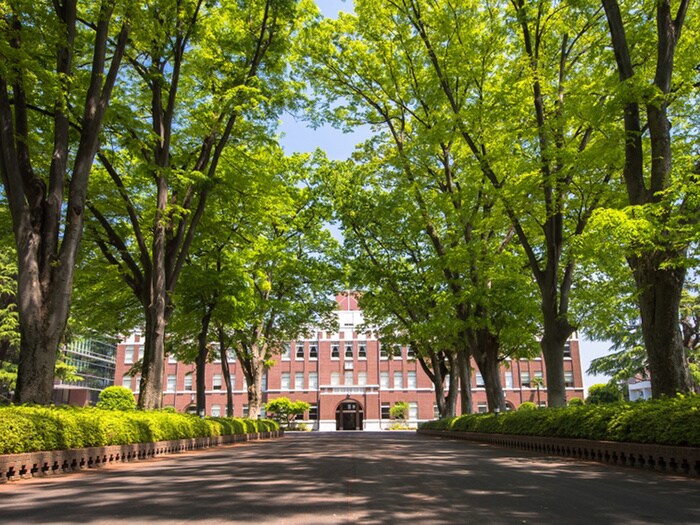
[335,399,364,430]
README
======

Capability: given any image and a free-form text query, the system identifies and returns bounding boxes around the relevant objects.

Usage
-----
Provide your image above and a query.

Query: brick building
[114,294,584,430]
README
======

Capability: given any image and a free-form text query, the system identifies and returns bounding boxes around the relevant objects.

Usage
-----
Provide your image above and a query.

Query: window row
[449,370,576,390]
[158,374,252,393]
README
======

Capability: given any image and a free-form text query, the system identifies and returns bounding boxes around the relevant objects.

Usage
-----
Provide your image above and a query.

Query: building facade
[54,337,117,406]
[114,294,584,430]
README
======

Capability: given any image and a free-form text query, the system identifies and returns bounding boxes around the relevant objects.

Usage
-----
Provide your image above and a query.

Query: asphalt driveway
[1,432,698,524]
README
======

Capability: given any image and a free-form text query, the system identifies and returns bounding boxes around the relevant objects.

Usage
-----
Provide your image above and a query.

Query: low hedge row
[419,395,700,447]
[0,405,279,454]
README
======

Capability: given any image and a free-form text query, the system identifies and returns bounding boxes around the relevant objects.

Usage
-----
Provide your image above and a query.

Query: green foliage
[568,397,584,407]
[390,401,409,421]
[0,405,279,454]
[264,397,310,429]
[517,402,537,411]
[586,383,623,405]
[96,386,137,411]
[420,396,700,446]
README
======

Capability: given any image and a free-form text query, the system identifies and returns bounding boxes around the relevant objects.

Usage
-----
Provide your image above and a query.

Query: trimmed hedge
[419,395,700,447]
[0,405,279,454]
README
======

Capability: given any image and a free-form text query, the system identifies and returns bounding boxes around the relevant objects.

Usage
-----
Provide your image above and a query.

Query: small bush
[568,397,584,406]
[586,383,623,405]
[518,401,537,411]
[96,386,136,410]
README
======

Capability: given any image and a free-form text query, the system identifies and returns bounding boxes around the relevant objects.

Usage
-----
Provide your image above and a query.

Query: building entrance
[335,400,364,430]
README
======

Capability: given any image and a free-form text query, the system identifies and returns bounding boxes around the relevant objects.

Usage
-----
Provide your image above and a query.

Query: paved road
[1,432,698,524]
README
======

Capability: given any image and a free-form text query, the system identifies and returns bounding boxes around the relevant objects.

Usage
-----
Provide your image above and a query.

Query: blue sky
[277,0,613,394]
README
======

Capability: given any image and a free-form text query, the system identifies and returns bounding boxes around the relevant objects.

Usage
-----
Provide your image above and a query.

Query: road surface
[1,432,698,524]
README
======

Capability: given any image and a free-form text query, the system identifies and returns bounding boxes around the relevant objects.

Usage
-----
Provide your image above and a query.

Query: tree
[86,0,307,409]
[586,382,623,405]
[303,2,551,411]
[390,401,409,422]
[264,397,310,429]
[167,149,340,419]
[0,0,130,404]
[600,0,698,397]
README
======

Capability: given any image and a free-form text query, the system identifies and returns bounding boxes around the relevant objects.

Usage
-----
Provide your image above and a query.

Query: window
[184,373,193,391]
[331,372,340,386]
[227,351,236,362]
[281,372,290,390]
[393,345,402,359]
[124,346,134,364]
[122,376,132,390]
[166,374,176,392]
[344,371,353,385]
[521,371,531,388]
[381,403,391,419]
[505,371,513,389]
[282,343,291,360]
[563,341,571,358]
[309,404,318,420]
[331,342,340,359]
[477,403,488,413]
[242,376,247,390]
[394,371,403,389]
[345,343,353,358]
[212,374,222,390]
[309,344,318,359]
[475,372,485,387]
[295,372,304,390]
[407,345,416,359]
[211,405,221,417]
[230,375,235,391]
[433,404,440,419]
[296,344,304,359]
[358,344,367,358]
[262,373,268,392]
[358,371,367,386]
[380,345,389,359]
[133,376,140,392]
[565,371,574,387]
[409,402,418,421]
[407,371,417,389]
[534,370,543,383]
[308,372,318,390]
[243,405,249,418]
[168,353,177,364]
[380,371,389,389]
[445,375,450,392]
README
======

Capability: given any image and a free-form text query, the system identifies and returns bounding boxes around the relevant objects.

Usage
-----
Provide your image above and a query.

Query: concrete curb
[0,430,284,483]
[418,429,700,476]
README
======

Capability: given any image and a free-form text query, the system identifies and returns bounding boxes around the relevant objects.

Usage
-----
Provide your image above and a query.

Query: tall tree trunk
[473,329,506,412]
[420,349,457,419]
[445,351,458,418]
[246,360,264,419]
[194,307,214,415]
[631,256,692,397]
[218,327,234,418]
[456,348,472,414]
[138,310,165,410]
[540,313,571,408]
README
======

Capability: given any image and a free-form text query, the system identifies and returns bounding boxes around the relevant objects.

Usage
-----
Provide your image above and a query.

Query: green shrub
[568,397,584,406]
[0,406,280,454]
[586,383,623,405]
[390,401,409,421]
[96,386,136,410]
[518,401,537,411]
[419,395,700,446]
